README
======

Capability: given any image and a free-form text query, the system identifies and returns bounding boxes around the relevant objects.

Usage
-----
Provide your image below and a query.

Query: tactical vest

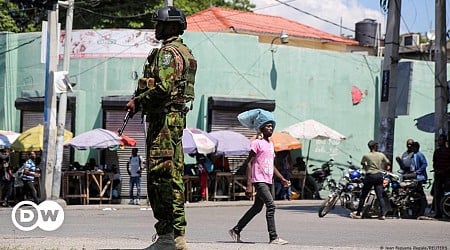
[140,39,197,112]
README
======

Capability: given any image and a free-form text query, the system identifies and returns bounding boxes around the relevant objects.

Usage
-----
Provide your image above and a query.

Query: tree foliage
[1,0,255,32]
[0,0,44,32]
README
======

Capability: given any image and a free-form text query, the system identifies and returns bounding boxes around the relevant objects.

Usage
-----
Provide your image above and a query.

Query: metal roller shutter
[207,96,276,173]
[103,110,148,198]
[209,109,255,172]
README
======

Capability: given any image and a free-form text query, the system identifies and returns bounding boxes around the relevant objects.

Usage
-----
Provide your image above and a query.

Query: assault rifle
[118,91,141,136]
[117,111,131,136]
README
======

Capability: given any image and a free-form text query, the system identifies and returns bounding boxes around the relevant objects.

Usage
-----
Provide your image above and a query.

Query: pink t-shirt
[250,138,275,184]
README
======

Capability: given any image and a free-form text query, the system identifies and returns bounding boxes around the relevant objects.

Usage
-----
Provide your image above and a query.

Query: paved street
[0,200,449,250]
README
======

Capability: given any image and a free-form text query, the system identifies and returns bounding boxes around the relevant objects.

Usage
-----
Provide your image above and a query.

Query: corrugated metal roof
[187,7,358,45]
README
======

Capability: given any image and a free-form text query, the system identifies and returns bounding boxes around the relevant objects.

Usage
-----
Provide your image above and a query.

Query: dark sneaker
[228,229,242,243]
[378,215,386,220]
[269,237,288,245]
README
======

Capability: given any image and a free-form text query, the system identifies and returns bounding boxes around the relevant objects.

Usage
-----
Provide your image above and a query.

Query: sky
[251,0,449,38]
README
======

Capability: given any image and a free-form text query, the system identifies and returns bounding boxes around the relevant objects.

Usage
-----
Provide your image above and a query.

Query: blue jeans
[356,172,386,215]
[233,182,278,241]
[129,176,141,200]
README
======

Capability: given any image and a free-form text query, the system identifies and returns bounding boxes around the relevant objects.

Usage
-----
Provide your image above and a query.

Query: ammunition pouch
[138,77,155,90]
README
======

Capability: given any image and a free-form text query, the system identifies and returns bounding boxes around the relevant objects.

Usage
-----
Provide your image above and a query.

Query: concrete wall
[0,30,446,182]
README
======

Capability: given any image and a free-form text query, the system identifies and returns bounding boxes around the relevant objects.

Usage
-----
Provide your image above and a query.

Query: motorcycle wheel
[318,192,339,217]
[361,192,378,219]
[440,194,450,218]
[401,193,427,219]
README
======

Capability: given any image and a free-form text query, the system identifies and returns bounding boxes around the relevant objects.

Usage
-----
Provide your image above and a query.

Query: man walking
[21,151,40,204]
[127,148,142,205]
[126,6,197,250]
[229,109,289,245]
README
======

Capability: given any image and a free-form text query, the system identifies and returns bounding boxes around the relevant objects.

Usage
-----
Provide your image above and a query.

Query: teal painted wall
[0,31,447,183]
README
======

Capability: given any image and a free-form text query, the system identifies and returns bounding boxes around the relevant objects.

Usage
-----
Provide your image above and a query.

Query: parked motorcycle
[309,159,337,192]
[362,171,428,219]
[438,179,450,218]
[318,161,364,217]
[441,192,450,218]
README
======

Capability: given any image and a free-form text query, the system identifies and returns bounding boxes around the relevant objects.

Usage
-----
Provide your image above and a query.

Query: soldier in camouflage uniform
[126,6,197,250]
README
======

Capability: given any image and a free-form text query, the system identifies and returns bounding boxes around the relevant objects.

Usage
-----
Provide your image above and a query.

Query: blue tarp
[237,108,276,131]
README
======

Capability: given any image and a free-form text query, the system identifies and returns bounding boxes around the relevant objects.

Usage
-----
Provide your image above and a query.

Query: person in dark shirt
[432,134,450,218]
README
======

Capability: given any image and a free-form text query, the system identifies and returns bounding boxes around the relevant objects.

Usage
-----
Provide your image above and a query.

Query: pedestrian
[411,141,428,182]
[127,148,143,205]
[21,151,40,204]
[431,134,450,218]
[395,138,415,179]
[351,140,390,220]
[275,150,291,200]
[1,149,14,207]
[125,6,197,250]
[229,109,289,245]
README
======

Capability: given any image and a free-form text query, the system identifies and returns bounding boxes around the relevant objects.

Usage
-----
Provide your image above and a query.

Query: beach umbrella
[282,119,346,198]
[251,132,302,152]
[182,128,218,155]
[282,119,346,141]
[269,132,302,152]
[0,130,21,148]
[65,128,121,150]
[11,124,73,151]
[209,130,251,156]
[117,133,137,147]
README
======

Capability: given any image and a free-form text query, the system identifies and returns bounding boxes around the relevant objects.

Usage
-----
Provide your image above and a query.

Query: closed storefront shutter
[103,110,148,198]
[207,97,276,172]
[209,109,254,172]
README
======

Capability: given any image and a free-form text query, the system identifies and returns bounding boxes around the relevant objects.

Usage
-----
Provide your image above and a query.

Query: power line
[0,37,40,56]
[76,6,152,18]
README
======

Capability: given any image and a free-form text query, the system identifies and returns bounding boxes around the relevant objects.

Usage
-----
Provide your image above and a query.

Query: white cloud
[252,0,386,37]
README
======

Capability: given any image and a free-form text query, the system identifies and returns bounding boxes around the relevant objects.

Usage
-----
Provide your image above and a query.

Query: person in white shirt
[127,148,143,205]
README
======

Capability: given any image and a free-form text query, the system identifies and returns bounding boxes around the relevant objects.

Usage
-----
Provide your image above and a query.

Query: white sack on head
[237,108,276,131]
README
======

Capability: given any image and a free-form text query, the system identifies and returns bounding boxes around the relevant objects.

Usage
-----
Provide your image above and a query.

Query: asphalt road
[0,200,449,250]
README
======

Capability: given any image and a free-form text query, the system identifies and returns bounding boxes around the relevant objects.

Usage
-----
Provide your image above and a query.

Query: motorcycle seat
[400,180,417,188]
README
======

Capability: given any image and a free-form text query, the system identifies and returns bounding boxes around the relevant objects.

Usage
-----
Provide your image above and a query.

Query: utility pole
[41,1,59,200]
[377,0,401,161]
[52,0,74,202]
[434,0,448,144]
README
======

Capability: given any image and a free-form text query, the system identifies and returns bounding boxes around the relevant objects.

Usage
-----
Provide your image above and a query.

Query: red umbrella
[117,133,137,147]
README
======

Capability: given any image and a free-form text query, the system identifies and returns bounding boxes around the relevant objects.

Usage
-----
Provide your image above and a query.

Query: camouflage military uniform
[135,36,197,238]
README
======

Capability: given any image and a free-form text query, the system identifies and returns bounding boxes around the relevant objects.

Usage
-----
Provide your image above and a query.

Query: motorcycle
[438,179,450,218]
[362,171,428,219]
[318,161,364,217]
[441,191,450,218]
[309,159,337,193]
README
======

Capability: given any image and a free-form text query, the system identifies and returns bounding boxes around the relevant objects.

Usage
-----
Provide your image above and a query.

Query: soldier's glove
[125,97,138,118]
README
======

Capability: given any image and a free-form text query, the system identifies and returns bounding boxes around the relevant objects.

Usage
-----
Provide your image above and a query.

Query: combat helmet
[152,6,187,30]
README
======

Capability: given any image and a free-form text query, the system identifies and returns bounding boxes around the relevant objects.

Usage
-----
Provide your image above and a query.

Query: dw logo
[11,200,65,231]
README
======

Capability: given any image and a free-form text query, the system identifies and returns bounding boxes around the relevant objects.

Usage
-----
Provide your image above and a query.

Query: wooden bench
[211,172,233,201]
[62,171,88,205]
